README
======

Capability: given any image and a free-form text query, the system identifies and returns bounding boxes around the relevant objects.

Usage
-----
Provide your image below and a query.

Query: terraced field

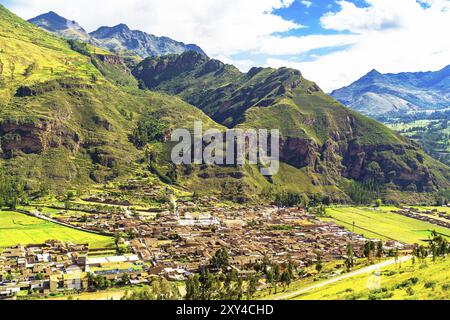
[0,210,113,248]
[325,207,450,244]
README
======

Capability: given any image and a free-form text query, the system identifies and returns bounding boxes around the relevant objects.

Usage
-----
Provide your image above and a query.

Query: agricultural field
[0,210,113,249]
[387,119,450,166]
[324,207,450,244]
[288,258,450,300]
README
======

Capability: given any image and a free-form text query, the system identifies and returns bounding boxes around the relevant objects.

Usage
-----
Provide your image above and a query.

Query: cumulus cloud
[301,1,313,8]
[4,0,300,56]
[269,0,450,92]
[3,0,449,92]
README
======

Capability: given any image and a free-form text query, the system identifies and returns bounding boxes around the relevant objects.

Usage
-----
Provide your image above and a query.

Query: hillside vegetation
[132,52,450,199]
[0,5,448,203]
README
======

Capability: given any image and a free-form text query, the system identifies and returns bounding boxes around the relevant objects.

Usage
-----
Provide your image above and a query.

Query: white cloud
[301,1,313,8]
[3,0,449,92]
[267,0,450,92]
[4,0,300,57]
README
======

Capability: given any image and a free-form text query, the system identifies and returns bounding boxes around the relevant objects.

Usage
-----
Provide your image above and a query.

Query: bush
[131,117,167,148]
[424,281,437,289]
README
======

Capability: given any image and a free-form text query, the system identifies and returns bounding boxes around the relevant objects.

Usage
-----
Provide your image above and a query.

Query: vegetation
[0,168,25,209]
[131,117,168,148]
[325,207,450,244]
[0,211,113,248]
[286,234,450,300]
[122,277,180,300]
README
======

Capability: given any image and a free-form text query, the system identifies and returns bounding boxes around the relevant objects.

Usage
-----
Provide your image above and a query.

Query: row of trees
[185,269,259,300]
[413,231,450,263]
[122,277,181,300]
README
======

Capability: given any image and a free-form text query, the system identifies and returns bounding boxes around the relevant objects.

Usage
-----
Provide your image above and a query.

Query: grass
[0,210,113,249]
[325,207,450,244]
[288,258,450,300]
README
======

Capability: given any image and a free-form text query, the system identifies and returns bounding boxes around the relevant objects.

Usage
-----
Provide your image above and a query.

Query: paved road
[274,255,413,300]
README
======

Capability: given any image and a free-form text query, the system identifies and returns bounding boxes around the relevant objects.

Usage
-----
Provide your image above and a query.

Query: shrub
[424,281,437,289]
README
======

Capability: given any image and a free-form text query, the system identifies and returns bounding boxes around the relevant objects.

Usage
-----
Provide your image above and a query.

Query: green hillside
[290,258,450,300]
[133,52,450,198]
[0,4,448,203]
[0,5,220,193]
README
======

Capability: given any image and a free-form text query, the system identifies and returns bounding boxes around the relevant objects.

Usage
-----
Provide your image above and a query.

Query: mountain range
[0,4,448,204]
[331,66,450,116]
[28,11,206,59]
[331,67,450,166]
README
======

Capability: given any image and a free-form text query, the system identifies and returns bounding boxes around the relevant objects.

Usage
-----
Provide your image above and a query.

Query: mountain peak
[366,69,383,77]
[28,11,86,34]
[111,23,130,32]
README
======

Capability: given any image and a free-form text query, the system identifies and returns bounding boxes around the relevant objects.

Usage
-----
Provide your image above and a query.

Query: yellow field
[0,210,113,249]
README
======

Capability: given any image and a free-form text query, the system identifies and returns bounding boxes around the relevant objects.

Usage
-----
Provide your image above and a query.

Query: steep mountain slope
[0,5,217,193]
[1,5,448,203]
[132,52,450,194]
[331,67,450,116]
[28,11,92,42]
[28,11,206,59]
[89,24,205,59]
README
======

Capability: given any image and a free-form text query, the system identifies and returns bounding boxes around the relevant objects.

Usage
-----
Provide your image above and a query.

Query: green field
[0,210,113,249]
[289,258,450,300]
[325,207,450,244]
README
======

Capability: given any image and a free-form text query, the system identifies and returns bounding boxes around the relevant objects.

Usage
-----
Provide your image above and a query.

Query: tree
[123,277,179,300]
[364,241,376,263]
[23,61,37,77]
[66,190,77,201]
[273,264,281,294]
[280,271,291,291]
[246,275,258,300]
[199,269,216,300]
[121,274,130,285]
[210,248,230,272]
[35,273,44,281]
[266,269,274,294]
[131,117,167,148]
[274,191,301,208]
[345,243,354,272]
[375,198,383,208]
[0,169,25,209]
[376,241,384,259]
[185,275,201,300]
[315,252,323,273]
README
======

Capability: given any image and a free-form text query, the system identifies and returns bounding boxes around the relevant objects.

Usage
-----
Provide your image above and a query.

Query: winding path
[274,255,413,300]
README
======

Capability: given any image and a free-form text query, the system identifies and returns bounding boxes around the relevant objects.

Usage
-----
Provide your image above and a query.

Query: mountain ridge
[0,4,448,203]
[331,65,450,116]
[131,52,450,195]
[28,11,206,59]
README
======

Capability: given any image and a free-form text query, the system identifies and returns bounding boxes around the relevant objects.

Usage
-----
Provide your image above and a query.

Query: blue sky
[2,0,449,91]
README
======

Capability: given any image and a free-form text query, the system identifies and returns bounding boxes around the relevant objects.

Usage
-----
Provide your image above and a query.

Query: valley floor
[324,206,450,244]
[0,210,113,249]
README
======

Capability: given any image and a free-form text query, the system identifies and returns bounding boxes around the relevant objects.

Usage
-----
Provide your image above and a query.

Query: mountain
[28,11,92,42]
[1,5,448,204]
[0,5,216,192]
[331,66,450,116]
[132,52,450,201]
[331,67,450,166]
[28,11,205,59]
[89,24,205,58]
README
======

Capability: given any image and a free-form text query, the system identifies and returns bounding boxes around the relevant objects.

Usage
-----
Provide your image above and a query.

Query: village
[1,191,397,299]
